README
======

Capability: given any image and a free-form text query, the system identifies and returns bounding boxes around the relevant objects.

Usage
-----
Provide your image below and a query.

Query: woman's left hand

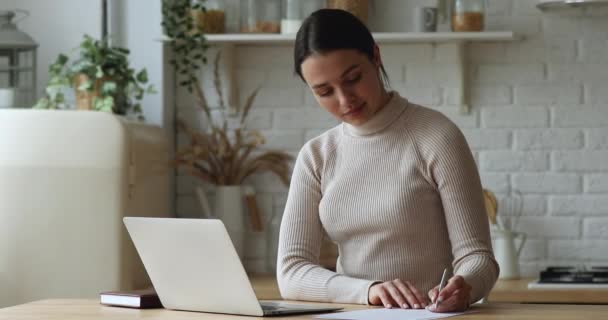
[426,275,471,313]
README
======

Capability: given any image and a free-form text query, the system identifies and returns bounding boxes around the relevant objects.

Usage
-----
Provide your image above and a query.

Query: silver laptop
[123,217,343,316]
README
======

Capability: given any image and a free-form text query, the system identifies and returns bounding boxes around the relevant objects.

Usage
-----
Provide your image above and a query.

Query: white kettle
[493,229,526,280]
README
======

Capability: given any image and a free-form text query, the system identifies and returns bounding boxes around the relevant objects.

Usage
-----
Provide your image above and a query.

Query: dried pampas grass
[174,52,293,186]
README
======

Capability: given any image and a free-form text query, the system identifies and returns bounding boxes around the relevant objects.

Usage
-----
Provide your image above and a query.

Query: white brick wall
[548,240,608,261]
[586,128,608,149]
[476,64,545,84]
[515,129,583,150]
[585,174,608,193]
[462,129,511,149]
[512,173,581,194]
[517,217,581,239]
[519,239,547,261]
[587,83,608,104]
[480,151,549,171]
[553,107,608,127]
[583,218,608,239]
[519,196,548,216]
[481,106,549,128]
[553,151,608,171]
[469,85,513,106]
[480,173,510,194]
[515,83,582,105]
[549,195,608,216]
[172,1,608,274]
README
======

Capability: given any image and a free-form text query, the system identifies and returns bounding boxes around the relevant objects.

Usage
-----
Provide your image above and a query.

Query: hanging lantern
[0,10,38,108]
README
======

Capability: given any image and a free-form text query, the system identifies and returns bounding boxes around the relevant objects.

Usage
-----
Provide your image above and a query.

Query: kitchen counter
[487,278,608,304]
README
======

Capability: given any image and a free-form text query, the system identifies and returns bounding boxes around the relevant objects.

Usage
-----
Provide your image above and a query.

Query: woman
[276,9,498,313]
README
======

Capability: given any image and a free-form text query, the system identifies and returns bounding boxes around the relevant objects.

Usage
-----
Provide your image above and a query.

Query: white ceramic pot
[493,229,526,280]
[213,185,246,260]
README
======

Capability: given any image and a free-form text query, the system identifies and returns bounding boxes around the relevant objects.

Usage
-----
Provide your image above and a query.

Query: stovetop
[539,266,608,284]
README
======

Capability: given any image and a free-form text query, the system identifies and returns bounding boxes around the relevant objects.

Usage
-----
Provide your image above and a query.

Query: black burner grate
[539,266,608,284]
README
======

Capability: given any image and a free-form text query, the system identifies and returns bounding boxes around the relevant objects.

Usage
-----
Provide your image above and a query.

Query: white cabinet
[0,110,171,308]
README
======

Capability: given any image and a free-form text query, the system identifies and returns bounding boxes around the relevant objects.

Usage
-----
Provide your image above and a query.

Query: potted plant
[173,51,293,259]
[33,34,155,119]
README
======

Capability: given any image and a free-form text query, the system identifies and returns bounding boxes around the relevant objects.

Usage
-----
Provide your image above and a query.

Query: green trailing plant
[34,34,155,119]
[161,0,208,95]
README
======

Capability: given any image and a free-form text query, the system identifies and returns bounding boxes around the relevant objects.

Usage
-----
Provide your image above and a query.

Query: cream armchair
[0,110,171,308]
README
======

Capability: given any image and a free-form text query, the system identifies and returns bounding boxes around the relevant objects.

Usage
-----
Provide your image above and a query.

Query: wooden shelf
[178,31,518,45]
[163,31,519,114]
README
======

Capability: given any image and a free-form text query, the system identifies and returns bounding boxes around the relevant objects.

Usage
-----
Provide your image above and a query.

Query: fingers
[369,280,428,309]
[428,286,439,303]
[429,289,469,312]
[436,275,465,303]
[384,282,410,309]
[377,287,397,309]
[391,279,428,309]
[403,280,429,307]
[428,276,472,313]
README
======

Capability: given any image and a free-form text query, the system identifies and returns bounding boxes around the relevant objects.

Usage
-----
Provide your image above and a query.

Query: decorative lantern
[0,10,38,108]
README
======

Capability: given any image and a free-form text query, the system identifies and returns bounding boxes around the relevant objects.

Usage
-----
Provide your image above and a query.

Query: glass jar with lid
[190,0,226,33]
[281,0,325,34]
[451,0,486,32]
[240,0,282,33]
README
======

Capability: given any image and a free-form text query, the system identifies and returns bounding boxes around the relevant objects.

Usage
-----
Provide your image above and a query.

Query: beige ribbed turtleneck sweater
[276,92,498,305]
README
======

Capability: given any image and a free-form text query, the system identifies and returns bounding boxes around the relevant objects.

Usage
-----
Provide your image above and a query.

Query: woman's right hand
[368,279,430,309]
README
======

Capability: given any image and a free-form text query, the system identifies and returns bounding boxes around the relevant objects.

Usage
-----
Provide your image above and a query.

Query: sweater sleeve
[276,143,377,304]
[416,113,499,303]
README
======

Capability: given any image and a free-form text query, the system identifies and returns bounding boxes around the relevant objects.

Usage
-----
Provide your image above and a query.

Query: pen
[435,268,448,307]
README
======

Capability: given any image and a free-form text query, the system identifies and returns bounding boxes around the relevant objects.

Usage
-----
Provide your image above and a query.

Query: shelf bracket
[456,42,470,114]
[216,43,239,115]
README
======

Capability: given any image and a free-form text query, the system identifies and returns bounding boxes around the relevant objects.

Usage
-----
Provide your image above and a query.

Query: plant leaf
[136,69,149,83]
[95,66,104,78]
[77,79,93,91]
[101,81,117,95]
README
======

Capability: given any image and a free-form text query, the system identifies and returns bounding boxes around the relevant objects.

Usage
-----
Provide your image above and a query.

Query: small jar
[451,0,486,32]
[190,0,226,33]
[241,0,282,33]
[281,0,324,34]
[327,0,369,25]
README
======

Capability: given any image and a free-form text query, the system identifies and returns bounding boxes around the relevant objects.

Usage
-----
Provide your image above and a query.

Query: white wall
[1,0,102,101]
[109,0,167,127]
[174,0,608,275]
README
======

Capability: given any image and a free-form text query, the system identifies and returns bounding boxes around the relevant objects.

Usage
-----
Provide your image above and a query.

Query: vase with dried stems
[173,52,293,259]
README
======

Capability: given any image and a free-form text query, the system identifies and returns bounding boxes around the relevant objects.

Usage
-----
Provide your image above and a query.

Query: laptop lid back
[123,217,264,316]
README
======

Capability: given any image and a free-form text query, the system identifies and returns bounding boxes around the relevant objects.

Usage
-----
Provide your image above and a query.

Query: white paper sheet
[316,308,469,320]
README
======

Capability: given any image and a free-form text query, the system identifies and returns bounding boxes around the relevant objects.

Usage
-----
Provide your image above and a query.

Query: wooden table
[251,274,608,304]
[2,299,608,320]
